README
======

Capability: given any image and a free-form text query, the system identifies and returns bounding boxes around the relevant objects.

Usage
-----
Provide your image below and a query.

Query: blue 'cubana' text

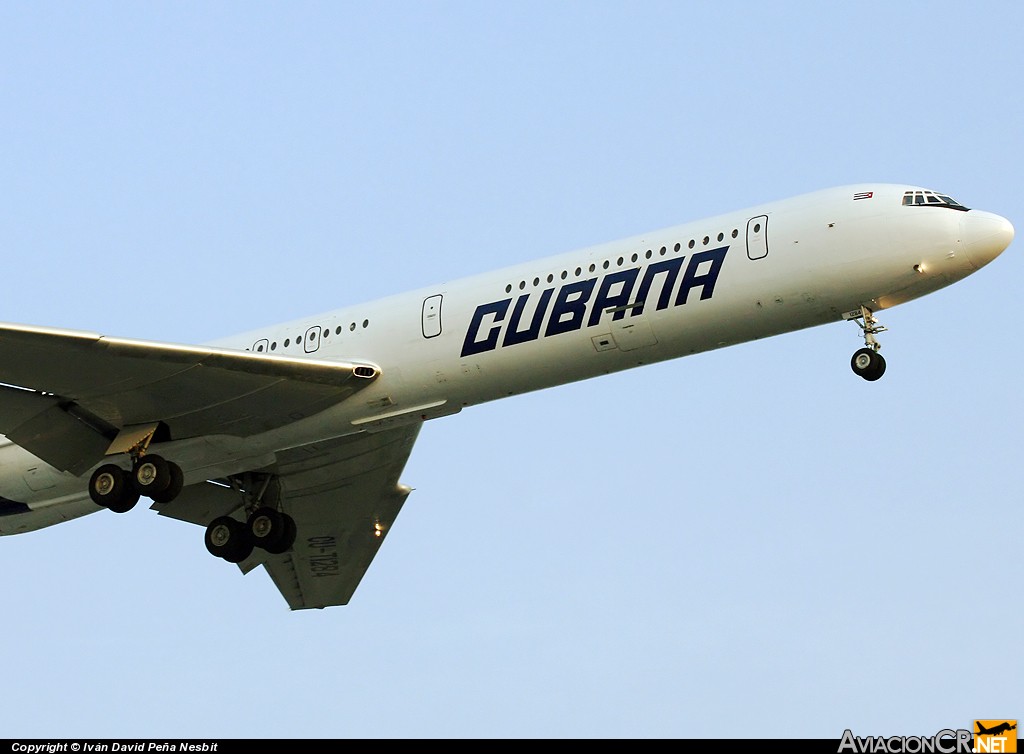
[461,246,728,357]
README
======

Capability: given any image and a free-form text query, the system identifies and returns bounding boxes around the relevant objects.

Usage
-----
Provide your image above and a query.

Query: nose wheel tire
[851,347,886,381]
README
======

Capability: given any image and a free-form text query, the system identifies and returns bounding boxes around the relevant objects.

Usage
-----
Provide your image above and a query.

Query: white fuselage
[0,183,1012,533]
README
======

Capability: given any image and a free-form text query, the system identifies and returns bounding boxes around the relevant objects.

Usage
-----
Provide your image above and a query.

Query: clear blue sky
[1,1,1020,739]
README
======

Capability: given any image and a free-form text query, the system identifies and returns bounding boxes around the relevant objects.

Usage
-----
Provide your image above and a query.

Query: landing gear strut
[849,305,887,381]
[203,473,297,564]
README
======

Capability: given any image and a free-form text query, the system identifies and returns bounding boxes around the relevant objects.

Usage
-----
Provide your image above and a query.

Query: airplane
[0,183,1013,609]
[976,722,1017,737]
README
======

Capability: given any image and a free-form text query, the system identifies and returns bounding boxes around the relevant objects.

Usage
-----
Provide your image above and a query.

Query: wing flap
[150,424,421,609]
[265,484,411,609]
[258,424,422,609]
[0,386,113,474]
[0,322,379,472]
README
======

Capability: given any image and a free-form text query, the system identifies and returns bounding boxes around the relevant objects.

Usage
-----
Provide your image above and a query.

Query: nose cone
[961,210,1014,269]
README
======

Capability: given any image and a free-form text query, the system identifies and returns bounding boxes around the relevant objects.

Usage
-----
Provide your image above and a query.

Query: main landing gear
[90,457,297,563]
[88,454,184,513]
[203,474,296,564]
[849,305,887,382]
[205,507,297,563]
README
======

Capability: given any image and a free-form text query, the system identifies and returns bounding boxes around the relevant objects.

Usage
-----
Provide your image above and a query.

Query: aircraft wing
[153,423,421,609]
[0,322,379,474]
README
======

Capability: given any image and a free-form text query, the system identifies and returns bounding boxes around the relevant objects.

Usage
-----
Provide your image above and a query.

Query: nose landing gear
[851,347,886,381]
[849,305,887,381]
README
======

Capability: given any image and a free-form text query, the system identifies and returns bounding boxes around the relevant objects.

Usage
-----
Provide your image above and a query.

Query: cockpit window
[902,190,969,211]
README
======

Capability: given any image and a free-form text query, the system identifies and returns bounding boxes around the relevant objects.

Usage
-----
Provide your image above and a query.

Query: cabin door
[747,215,769,260]
[422,294,443,338]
